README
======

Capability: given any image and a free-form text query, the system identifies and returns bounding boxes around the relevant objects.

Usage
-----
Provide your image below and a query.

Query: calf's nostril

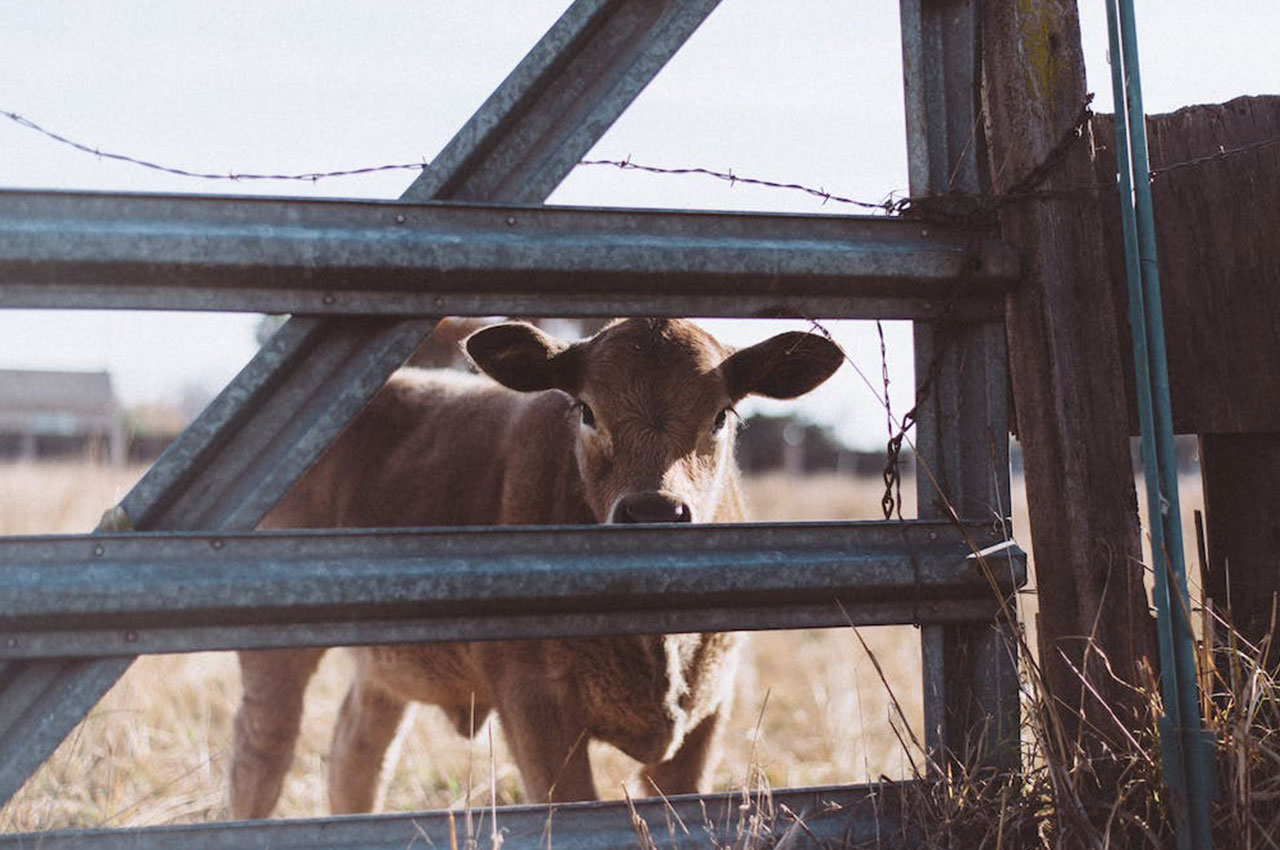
[611,492,694,524]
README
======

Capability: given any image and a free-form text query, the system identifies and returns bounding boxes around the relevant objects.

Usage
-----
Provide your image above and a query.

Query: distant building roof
[0,369,120,432]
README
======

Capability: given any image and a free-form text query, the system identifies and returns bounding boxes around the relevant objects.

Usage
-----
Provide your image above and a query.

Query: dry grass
[11,458,1266,848]
[0,462,922,832]
[0,460,149,536]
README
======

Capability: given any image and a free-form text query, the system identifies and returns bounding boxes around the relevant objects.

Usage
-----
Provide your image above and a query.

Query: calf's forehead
[580,319,730,411]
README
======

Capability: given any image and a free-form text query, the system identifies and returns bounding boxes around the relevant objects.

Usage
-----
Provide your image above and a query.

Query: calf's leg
[639,708,724,797]
[328,675,411,814]
[496,678,597,802]
[230,647,326,819]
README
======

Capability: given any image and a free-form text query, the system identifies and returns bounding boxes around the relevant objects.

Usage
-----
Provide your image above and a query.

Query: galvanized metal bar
[918,624,947,769]
[0,783,906,850]
[0,0,727,809]
[899,0,984,195]
[911,322,1011,520]
[402,0,724,204]
[3,601,1011,662]
[900,0,1020,773]
[0,523,1025,659]
[0,190,1018,321]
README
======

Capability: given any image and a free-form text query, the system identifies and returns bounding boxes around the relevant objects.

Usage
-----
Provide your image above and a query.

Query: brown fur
[229,318,842,817]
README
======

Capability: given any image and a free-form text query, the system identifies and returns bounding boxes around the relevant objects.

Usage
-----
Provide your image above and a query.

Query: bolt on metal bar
[0,190,1018,320]
[0,0,729,810]
[1104,1,1213,847]
[0,522,1025,659]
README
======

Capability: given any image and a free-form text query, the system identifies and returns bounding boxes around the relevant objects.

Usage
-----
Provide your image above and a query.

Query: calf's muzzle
[609,491,694,524]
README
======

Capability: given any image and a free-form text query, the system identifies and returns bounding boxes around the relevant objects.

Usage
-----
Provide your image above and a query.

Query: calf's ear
[465,322,583,393]
[722,331,843,400]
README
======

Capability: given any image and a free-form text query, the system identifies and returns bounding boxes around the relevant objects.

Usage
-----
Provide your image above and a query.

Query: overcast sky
[0,0,1274,447]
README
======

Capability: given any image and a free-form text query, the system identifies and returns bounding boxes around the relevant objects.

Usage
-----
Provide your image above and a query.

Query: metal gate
[0,1,1023,846]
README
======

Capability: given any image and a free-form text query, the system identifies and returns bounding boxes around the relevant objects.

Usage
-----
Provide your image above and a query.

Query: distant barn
[0,369,125,464]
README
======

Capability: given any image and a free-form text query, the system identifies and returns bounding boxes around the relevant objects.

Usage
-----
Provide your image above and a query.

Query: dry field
[0,460,1210,833]
[0,463,937,832]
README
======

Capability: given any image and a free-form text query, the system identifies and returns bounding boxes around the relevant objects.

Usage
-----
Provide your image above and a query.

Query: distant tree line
[734,413,908,478]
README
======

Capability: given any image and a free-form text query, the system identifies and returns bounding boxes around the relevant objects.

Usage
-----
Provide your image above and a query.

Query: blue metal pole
[1103,1,1214,847]
[1102,0,1183,816]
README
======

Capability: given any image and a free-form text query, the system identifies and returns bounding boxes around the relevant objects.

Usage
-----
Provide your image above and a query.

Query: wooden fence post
[980,0,1156,748]
[1092,96,1280,653]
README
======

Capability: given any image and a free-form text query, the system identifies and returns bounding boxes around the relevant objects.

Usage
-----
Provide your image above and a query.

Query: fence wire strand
[0,108,430,183]
[4,101,1277,213]
[577,157,899,212]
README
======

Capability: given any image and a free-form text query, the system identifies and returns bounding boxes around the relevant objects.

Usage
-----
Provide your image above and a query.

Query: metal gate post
[0,0,724,808]
[901,0,1021,772]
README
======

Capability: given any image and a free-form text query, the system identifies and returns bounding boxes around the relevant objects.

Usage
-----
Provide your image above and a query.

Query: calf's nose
[610,491,694,524]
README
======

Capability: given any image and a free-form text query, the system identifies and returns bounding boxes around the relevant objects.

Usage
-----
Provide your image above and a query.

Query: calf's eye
[575,400,597,429]
[712,408,729,434]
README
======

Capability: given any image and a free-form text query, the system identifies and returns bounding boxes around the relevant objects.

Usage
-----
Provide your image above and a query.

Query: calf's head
[466,318,842,524]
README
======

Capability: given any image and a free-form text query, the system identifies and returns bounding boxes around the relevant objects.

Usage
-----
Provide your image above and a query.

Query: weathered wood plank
[1093,96,1280,433]
[1199,434,1280,647]
[980,0,1154,749]
[1093,97,1280,648]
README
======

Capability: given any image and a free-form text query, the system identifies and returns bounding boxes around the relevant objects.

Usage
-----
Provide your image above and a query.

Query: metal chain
[877,100,1099,520]
[878,250,978,521]
[998,95,1098,200]
[877,314,957,521]
[875,319,901,520]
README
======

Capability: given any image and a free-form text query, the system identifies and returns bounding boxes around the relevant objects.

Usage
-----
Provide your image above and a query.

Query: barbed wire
[1151,134,1280,175]
[0,108,430,182]
[577,157,899,212]
[2,102,1278,212]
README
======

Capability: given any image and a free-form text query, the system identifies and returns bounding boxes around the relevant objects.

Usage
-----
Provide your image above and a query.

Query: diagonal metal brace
[0,0,725,809]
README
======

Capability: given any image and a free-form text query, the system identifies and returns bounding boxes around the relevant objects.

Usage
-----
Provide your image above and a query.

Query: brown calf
[229,318,842,817]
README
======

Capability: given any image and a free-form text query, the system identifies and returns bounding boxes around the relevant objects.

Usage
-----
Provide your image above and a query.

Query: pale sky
[0,0,1274,448]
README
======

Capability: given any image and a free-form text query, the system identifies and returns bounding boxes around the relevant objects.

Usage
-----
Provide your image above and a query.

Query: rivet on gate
[394,213,406,224]
[433,296,445,308]
[506,215,517,226]
[125,631,137,643]
[212,539,225,550]
[929,531,938,540]
[322,293,337,306]
[5,638,16,649]
[93,544,105,557]
[921,228,930,237]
